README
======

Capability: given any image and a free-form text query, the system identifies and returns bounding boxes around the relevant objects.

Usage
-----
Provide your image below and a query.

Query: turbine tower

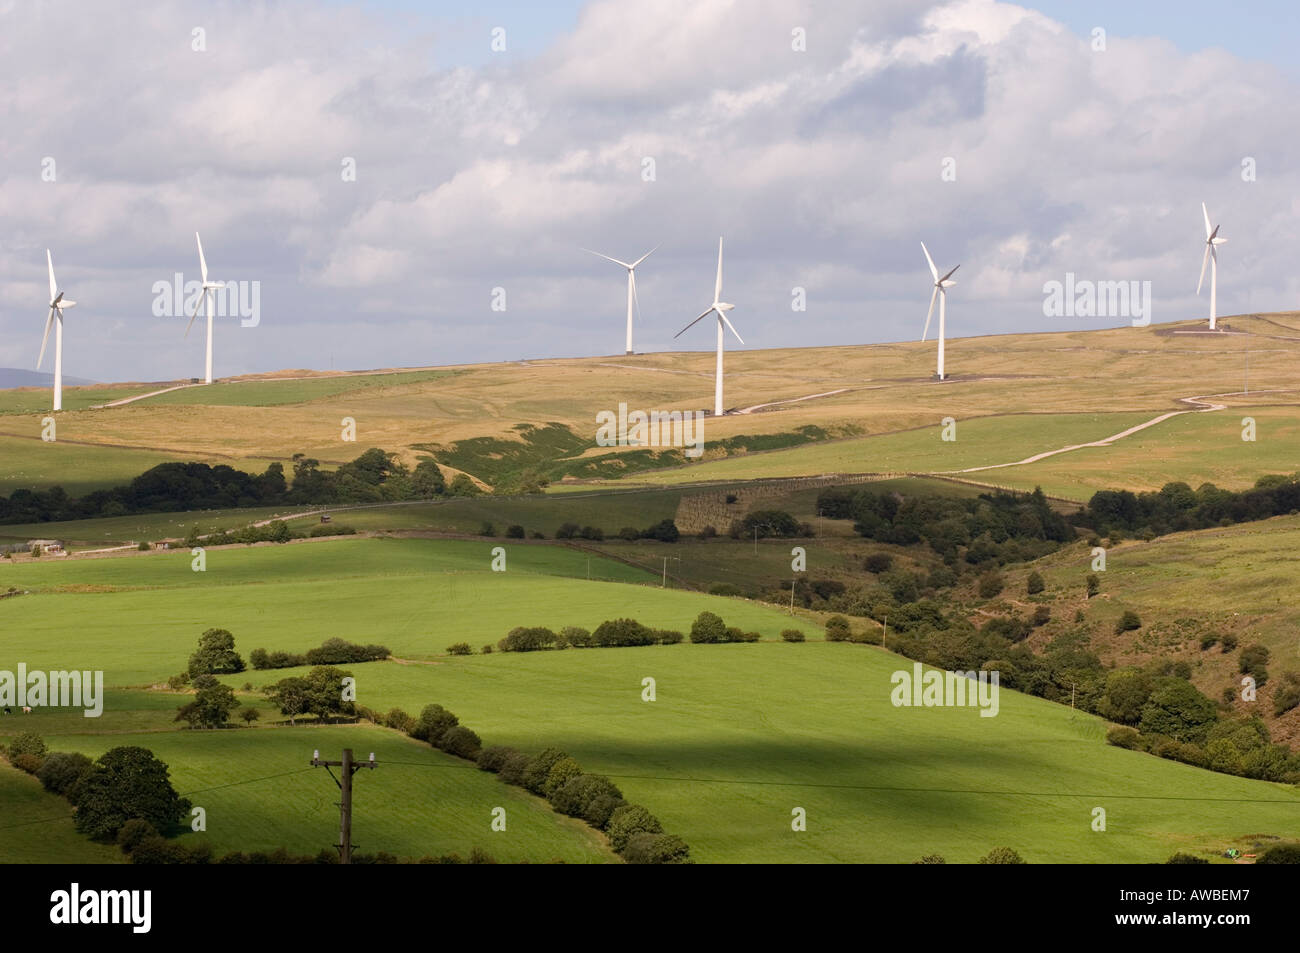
[187,232,225,383]
[37,250,77,412]
[1197,202,1227,331]
[920,241,959,381]
[675,237,742,416]
[583,245,658,354]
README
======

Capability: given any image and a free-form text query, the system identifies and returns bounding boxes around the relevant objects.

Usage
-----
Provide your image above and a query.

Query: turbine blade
[630,244,660,270]
[922,286,938,341]
[921,241,938,282]
[675,308,714,339]
[47,249,59,302]
[37,308,55,369]
[720,312,744,345]
[1202,202,1212,239]
[196,232,209,283]
[185,290,204,336]
[714,237,724,303]
[581,248,630,268]
[939,264,960,284]
[630,270,642,324]
[1197,245,1210,295]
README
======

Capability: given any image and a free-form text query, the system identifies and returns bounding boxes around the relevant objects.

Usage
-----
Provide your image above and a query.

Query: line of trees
[486,612,774,653]
[0,448,468,524]
[371,702,691,864]
[1080,474,1300,538]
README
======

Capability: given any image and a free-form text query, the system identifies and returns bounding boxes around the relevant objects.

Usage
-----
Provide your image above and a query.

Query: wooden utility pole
[310,748,377,864]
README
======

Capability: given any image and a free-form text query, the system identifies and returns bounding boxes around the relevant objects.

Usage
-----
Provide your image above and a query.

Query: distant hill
[0,368,96,389]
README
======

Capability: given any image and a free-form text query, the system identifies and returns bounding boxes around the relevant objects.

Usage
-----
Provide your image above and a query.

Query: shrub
[913,854,947,864]
[977,571,1004,599]
[622,833,692,864]
[166,671,191,690]
[1199,635,1219,651]
[607,804,663,852]
[579,525,604,541]
[781,628,806,643]
[36,751,93,796]
[1166,852,1209,864]
[1026,570,1045,594]
[116,819,159,854]
[591,618,655,648]
[699,525,717,539]
[240,708,260,726]
[585,795,626,830]
[498,626,557,653]
[1105,726,1143,750]
[864,552,893,574]
[11,753,43,774]
[1256,843,1300,864]
[249,648,270,669]
[8,731,47,761]
[689,611,727,644]
[555,522,579,539]
[543,757,583,798]
[825,615,852,642]
[1240,643,1271,686]
[1272,672,1300,717]
[551,774,623,819]
[385,708,415,733]
[562,626,593,648]
[1220,633,1239,652]
[481,644,493,654]
[438,725,482,760]
[655,629,685,645]
[978,847,1026,864]
[640,519,679,543]
[497,751,531,786]
[505,524,525,539]
[521,748,570,795]
[618,526,640,541]
[446,642,472,656]
[1031,605,1051,627]
[1086,573,1100,598]
[1115,610,1142,634]
[707,582,743,597]
[476,746,519,773]
[304,637,389,665]
[412,704,458,745]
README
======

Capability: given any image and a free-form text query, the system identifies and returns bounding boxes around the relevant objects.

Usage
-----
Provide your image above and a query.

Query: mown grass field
[2,534,1298,863]
[133,370,455,408]
[0,386,143,416]
[0,764,124,864]
[232,644,1300,864]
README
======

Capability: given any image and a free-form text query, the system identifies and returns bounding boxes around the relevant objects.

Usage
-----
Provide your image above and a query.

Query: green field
[0,764,124,864]
[2,534,1297,863]
[0,386,146,416]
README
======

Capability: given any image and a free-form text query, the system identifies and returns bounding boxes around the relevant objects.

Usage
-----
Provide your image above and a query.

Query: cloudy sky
[2,0,1298,382]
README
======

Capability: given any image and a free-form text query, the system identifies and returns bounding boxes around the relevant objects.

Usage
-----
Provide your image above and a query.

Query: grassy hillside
[3,314,1298,501]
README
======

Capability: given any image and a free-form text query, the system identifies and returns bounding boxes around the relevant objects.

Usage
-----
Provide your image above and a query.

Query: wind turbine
[675,237,742,416]
[920,241,959,380]
[1197,202,1227,331]
[37,250,76,412]
[186,232,225,383]
[582,244,658,354]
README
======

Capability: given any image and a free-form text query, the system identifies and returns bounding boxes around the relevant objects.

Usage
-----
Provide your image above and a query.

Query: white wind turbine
[583,244,659,354]
[675,237,742,416]
[1197,202,1227,331]
[186,232,225,383]
[920,241,959,380]
[37,250,77,412]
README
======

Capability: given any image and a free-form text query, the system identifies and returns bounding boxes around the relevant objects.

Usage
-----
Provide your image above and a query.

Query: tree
[266,520,291,543]
[446,642,472,656]
[299,666,356,723]
[7,731,47,760]
[977,571,1004,599]
[266,676,310,725]
[607,804,663,852]
[37,751,94,796]
[240,707,260,726]
[175,682,240,729]
[551,774,623,819]
[72,746,190,841]
[447,473,479,497]
[1086,573,1100,598]
[412,459,446,497]
[544,757,583,798]
[1026,571,1045,594]
[622,833,692,864]
[825,615,852,642]
[689,611,727,644]
[1115,610,1142,633]
[522,748,571,795]
[640,519,680,543]
[438,725,482,760]
[505,524,525,539]
[864,552,893,574]
[187,628,245,677]
[978,846,1026,864]
[1139,678,1218,743]
[413,704,459,745]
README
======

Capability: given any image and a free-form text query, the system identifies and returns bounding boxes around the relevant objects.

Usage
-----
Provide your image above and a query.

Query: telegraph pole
[310,748,377,864]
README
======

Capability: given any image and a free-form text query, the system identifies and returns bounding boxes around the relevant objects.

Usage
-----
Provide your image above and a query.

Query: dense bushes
[592,618,655,647]
[1081,476,1300,539]
[250,637,389,670]
[494,613,759,651]
[37,751,93,795]
[70,746,191,842]
[498,626,558,652]
[689,611,727,644]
